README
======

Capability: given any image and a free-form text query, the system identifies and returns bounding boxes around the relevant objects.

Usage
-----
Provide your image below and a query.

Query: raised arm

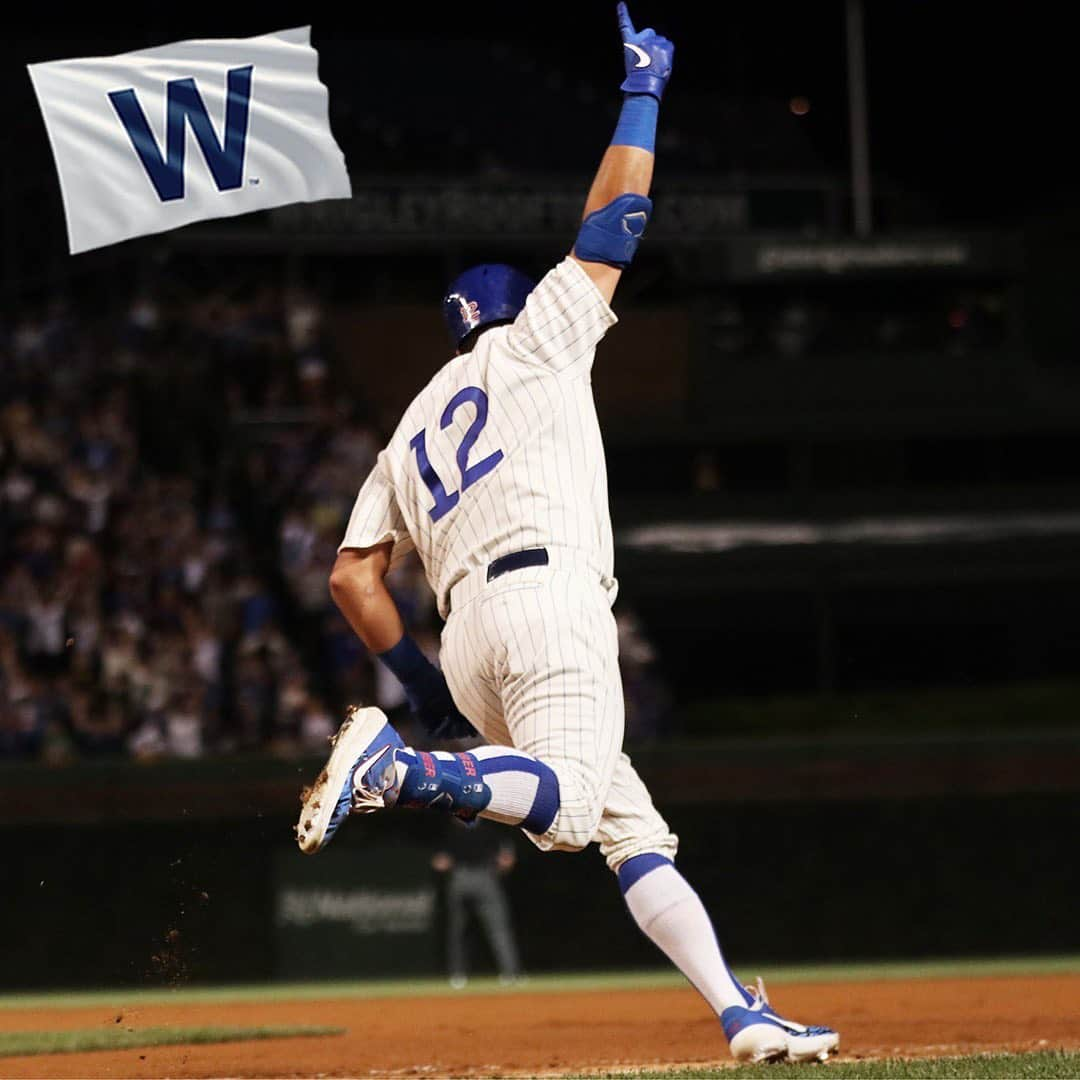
[571,3,674,305]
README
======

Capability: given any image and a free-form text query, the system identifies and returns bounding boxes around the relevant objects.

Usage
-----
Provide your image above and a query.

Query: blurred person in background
[23,576,71,679]
[769,295,820,359]
[298,692,336,752]
[0,629,48,759]
[616,607,673,743]
[232,646,277,752]
[164,684,207,759]
[711,297,752,358]
[67,687,127,757]
[432,816,523,989]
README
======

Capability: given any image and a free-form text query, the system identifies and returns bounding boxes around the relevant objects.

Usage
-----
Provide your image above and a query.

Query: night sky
[0,2,1072,248]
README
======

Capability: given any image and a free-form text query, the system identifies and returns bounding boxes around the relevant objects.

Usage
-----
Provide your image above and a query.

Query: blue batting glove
[617,2,674,100]
[406,669,478,741]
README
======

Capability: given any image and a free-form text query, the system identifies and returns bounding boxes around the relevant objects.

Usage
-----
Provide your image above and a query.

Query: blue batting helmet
[442,264,535,346]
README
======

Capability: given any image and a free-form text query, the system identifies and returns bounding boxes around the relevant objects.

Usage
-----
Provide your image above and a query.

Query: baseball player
[297,4,839,1064]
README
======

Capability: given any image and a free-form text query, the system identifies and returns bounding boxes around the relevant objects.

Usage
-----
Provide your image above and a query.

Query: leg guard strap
[396,751,492,821]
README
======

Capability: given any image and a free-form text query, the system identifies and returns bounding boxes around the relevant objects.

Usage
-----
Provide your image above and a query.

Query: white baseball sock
[620,856,750,1014]
[469,745,561,832]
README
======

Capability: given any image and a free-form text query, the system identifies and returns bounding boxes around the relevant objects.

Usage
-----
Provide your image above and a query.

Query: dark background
[3,4,1077,253]
[2,2,1079,990]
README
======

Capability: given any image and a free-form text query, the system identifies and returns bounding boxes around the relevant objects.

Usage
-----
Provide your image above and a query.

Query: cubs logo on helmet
[442,264,536,346]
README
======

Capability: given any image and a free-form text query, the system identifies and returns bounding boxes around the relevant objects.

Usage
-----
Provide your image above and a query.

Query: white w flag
[28,26,352,254]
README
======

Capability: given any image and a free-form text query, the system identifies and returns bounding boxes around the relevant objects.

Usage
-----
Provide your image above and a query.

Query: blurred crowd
[0,283,339,763]
[0,377,338,762]
[0,271,676,764]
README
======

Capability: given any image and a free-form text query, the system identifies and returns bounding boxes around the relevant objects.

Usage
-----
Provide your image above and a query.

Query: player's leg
[443,572,625,854]
[296,575,626,863]
[447,580,835,1059]
[313,572,621,844]
[296,604,563,853]
[596,755,839,1064]
[446,575,830,1062]
[594,755,749,1012]
[299,570,625,852]
[296,705,562,853]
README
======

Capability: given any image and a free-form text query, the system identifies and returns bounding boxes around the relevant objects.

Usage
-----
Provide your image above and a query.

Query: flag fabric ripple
[28,26,352,254]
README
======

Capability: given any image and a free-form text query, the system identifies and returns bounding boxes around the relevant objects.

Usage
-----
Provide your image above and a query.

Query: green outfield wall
[1,736,1077,991]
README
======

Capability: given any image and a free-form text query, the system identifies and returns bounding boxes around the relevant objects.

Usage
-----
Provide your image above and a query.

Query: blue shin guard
[395,750,492,821]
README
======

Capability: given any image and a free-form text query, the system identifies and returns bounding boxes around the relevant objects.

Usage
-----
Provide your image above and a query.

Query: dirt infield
[1,973,1078,1078]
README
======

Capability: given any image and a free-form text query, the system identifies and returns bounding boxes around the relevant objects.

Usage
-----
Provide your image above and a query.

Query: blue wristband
[378,632,477,740]
[378,633,432,687]
[611,93,659,154]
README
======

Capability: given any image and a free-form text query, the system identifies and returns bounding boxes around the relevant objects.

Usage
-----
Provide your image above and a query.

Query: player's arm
[334,465,477,739]
[329,543,403,653]
[330,544,476,739]
[570,3,674,305]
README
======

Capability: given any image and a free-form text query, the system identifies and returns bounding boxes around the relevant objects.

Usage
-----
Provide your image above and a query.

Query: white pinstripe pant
[441,567,678,872]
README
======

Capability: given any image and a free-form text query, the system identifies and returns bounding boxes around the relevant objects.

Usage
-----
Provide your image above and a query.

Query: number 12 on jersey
[410,386,504,522]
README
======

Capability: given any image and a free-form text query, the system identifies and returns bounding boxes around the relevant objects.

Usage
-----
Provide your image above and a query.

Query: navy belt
[487,547,549,583]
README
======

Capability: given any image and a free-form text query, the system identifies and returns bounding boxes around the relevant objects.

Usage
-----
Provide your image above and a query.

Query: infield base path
[0,973,1078,1077]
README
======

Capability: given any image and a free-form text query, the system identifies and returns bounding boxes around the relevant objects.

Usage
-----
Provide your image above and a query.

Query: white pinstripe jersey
[340,256,619,619]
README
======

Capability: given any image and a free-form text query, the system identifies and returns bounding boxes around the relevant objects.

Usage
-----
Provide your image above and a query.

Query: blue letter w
[108,65,253,203]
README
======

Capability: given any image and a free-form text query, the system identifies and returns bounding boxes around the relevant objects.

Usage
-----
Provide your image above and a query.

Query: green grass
[588,1052,1080,1078]
[0,1024,343,1058]
[0,955,1077,1011]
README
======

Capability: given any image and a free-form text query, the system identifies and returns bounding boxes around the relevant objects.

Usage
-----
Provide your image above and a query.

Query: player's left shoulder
[404,353,464,415]
[396,349,492,440]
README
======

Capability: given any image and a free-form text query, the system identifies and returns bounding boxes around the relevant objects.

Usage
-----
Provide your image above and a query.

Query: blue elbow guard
[574,193,653,269]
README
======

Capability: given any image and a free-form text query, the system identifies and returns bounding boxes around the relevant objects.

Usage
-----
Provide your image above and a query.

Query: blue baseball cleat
[296,706,405,854]
[721,978,840,1064]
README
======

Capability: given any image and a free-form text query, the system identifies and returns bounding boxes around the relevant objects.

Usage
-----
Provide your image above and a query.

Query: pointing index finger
[617,1,636,41]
